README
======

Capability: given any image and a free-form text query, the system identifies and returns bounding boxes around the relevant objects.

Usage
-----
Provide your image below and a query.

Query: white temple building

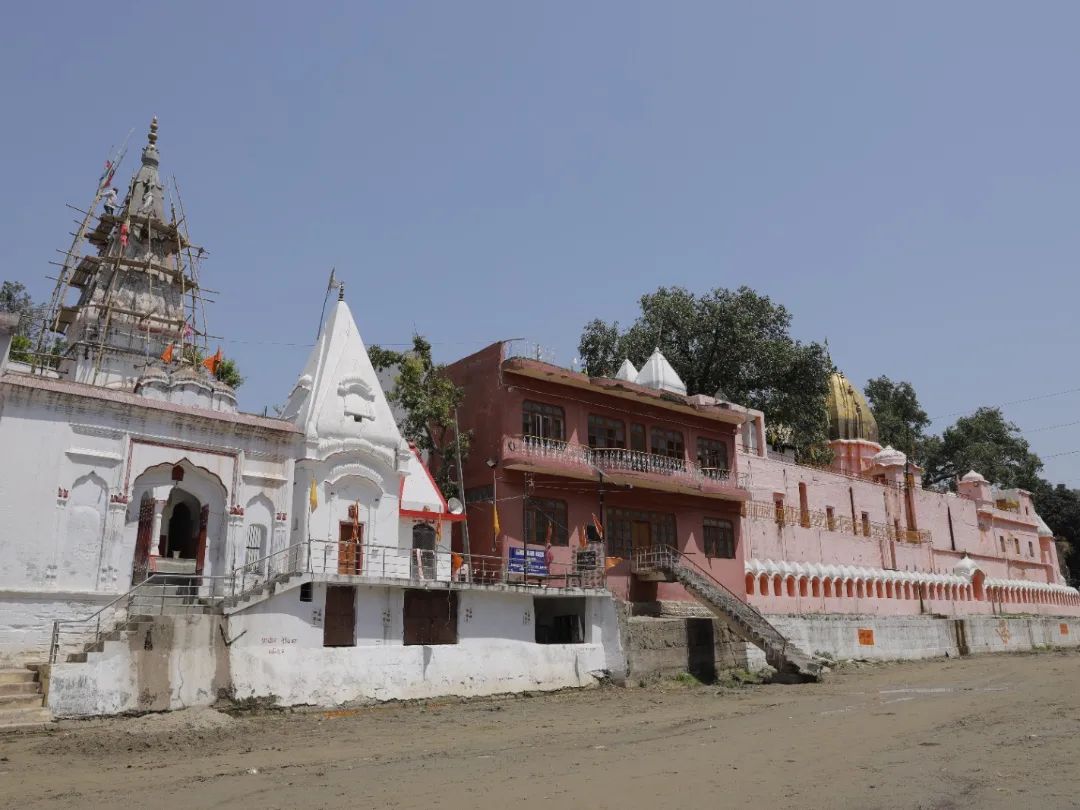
[0,121,620,719]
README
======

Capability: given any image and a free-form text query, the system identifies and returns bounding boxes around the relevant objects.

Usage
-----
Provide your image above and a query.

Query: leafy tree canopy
[921,407,1042,491]
[214,357,244,389]
[1030,479,1080,582]
[369,335,469,499]
[0,281,33,319]
[864,375,931,463]
[577,286,832,460]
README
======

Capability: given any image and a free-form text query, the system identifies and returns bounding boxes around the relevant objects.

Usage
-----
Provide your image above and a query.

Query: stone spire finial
[148,116,158,145]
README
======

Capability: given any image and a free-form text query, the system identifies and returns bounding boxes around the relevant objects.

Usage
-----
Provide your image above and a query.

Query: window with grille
[703,517,735,558]
[522,401,565,440]
[588,415,625,448]
[630,423,646,452]
[650,428,684,460]
[524,498,569,546]
[696,437,728,471]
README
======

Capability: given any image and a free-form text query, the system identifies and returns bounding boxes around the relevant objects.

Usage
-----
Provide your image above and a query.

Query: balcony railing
[510,434,749,489]
[741,499,932,544]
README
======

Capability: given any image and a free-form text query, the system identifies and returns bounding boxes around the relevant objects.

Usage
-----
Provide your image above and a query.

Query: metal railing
[298,538,606,591]
[50,538,608,664]
[631,545,790,658]
[741,499,932,544]
[513,434,751,489]
[50,573,235,664]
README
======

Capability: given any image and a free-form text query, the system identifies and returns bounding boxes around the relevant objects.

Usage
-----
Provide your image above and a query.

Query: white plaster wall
[0,592,114,666]
[0,383,295,662]
[227,584,622,707]
[744,614,1080,670]
[47,614,228,718]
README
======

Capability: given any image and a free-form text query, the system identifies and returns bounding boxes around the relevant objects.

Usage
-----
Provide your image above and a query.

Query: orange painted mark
[1061,623,1070,635]
[857,628,875,646]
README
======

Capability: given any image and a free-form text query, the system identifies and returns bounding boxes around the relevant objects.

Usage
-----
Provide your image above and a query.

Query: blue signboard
[507,546,548,577]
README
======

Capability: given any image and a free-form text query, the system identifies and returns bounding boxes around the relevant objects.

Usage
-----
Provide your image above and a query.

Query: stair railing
[50,573,233,664]
[632,545,790,657]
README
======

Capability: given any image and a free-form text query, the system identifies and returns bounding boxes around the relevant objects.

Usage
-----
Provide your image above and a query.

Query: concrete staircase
[223,570,307,614]
[0,666,50,731]
[634,550,822,682]
[62,616,155,663]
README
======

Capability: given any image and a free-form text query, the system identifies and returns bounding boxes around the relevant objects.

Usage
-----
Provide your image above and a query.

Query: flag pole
[315,267,337,341]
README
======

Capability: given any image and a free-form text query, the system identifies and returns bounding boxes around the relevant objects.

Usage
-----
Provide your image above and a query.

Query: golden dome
[826,371,879,443]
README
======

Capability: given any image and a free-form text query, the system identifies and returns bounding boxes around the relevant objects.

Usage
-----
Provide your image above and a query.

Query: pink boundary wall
[736,443,1080,618]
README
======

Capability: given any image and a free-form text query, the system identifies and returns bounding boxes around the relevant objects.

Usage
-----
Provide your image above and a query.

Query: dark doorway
[166,503,194,558]
[411,523,437,580]
[323,586,357,647]
[686,618,717,682]
[534,597,586,644]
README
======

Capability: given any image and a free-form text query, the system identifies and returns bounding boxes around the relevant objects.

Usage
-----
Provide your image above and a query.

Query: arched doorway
[160,488,203,572]
[412,523,437,580]
[129,460,226,583]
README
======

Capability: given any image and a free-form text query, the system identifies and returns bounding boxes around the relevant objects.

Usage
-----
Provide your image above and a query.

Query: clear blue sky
[3,2,1079,484]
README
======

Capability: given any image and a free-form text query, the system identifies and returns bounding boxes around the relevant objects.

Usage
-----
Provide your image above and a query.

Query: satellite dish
[446,497,464,515]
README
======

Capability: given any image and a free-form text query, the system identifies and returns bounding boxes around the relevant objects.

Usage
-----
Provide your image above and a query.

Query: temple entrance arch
[128,459,227,582]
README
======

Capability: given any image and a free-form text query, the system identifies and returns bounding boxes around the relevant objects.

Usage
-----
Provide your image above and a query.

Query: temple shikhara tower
[48,118,212,392]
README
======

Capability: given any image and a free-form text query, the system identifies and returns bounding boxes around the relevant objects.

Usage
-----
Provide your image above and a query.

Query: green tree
[864,376,930,462]
[577,285,832,460]
[369,335,470,499]
[1030,479,1080,583]
[922,407,1043,491]
[1,280,51,365]
[214,357,244,389]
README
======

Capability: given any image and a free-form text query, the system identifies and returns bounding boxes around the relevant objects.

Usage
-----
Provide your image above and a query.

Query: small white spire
[614,359,638,382]
[635,348,686,395]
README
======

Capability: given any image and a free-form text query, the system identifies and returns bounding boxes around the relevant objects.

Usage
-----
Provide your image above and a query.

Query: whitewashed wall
[227,583,624,706]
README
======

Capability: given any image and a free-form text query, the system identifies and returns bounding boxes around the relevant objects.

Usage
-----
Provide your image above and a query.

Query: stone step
[0,694,44,710]
[0,706,52,733]
[0,670,37,685]
[0,682,41,697]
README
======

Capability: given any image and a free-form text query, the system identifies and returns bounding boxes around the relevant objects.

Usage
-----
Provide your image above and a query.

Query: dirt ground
[2,651,1080,810]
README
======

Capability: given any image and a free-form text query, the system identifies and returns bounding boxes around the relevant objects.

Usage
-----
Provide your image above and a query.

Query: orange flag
[202,347,223,375]
[160,343,174,363]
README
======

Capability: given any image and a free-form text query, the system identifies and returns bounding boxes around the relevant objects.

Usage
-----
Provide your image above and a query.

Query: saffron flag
[591,512,605,540]
[544,519,553,545]
[451,552,463,577]
[202,347,223,375]
[578,527,587,549]
[493,503,501,537]
[160,343,174,363]
[309,479,318,512]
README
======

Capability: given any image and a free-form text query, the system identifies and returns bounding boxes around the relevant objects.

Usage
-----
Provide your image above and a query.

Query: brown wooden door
[338,521,363,575]
[631,520,652,553]
[323,585,356,647]
[195,504,210,575]
[132,493,155,583]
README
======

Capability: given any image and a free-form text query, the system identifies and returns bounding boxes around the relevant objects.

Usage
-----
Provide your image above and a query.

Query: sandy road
[2,650,1079,809]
